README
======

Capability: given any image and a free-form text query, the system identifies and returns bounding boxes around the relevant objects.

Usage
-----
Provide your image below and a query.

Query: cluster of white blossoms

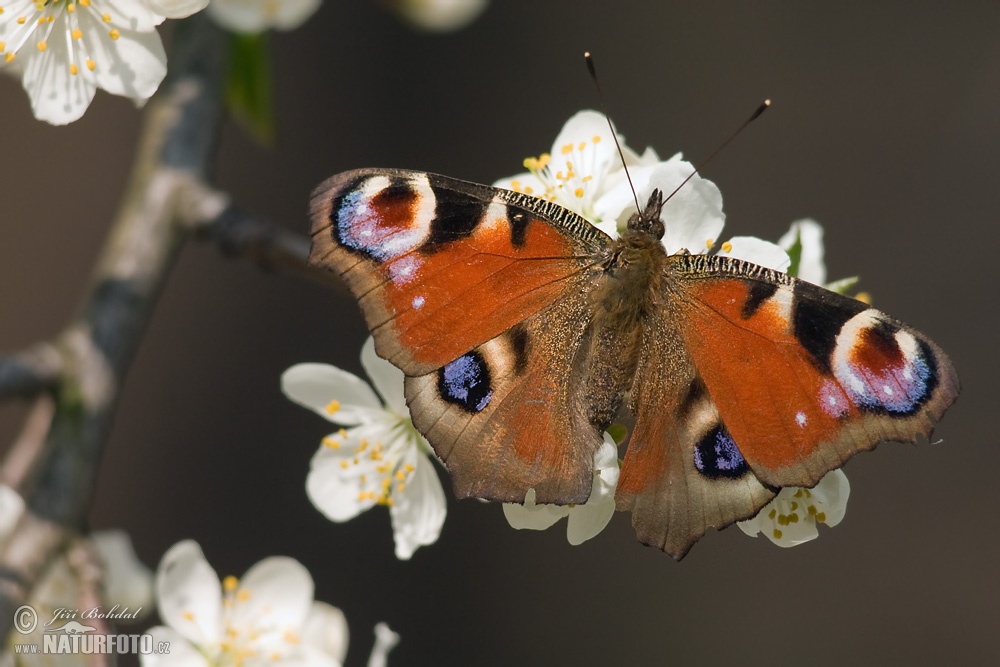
[284,110,853,555]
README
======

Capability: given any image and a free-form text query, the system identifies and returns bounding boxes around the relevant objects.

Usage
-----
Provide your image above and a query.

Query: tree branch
[0,13,228,643]
[0,343,62,400]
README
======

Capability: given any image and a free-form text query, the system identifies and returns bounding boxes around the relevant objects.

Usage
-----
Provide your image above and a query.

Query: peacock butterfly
[306,166,959,559]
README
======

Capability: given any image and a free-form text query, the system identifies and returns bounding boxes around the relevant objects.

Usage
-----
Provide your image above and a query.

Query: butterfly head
[626,189,666,240]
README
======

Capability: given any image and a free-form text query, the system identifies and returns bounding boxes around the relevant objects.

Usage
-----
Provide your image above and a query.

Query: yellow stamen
[404,463,414,473]
[35,40,46,51]
[582,175,593,182]
[816,511,827,523]
[322,436,340,449]
[395,470,405,481]
[340,460,349,469]
[397,483,405,493]
[69,63,78,75]
[0,41,5,51]
[855,291,872,305]
[223,575,239,592]
[183,611,195,621]
[721,241,733,254]
[705,238,714,250]
[524,186,534,195]
[560,143,573,155]
[790,501,798,511]
[577,141,586,151]
[5,52,15,63]
[283,629,300,644]
[237,589,251,602]
[574,187,584,198]
[109,28,120,40]
[788,513,800,523]
[324,399,341,415]
[72,28,82,39]
[773,529,783,539]
[102,12,110,21]
[767,509,776,519]
[68,3,75,12]
[592,135,601,143]
[17,16,25,24]
[80,0,90,7]
[86,58,95,71]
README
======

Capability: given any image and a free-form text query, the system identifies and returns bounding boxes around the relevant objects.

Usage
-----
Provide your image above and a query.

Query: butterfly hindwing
[666,254,960,488]
[616,306,777,560]
[404,281,606,504]
[310,168,610,375]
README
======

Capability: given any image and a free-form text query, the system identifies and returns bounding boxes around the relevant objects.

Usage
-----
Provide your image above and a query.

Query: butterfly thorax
[583,212,670,430]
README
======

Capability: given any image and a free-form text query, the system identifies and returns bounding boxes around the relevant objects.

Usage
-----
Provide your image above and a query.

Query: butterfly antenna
[664,99,771,203]
[585,52,642,215]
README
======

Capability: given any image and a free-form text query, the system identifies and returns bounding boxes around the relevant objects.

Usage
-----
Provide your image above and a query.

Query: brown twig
[0,13,227,644]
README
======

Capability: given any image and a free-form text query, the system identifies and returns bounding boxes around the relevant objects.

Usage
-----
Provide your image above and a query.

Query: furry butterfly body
[309,167,959,559]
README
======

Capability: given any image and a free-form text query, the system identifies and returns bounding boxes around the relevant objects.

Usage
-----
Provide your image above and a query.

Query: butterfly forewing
[310,168,610,376]
[666,254,960,488]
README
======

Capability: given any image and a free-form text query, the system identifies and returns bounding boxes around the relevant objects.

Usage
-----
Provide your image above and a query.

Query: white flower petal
[140,625,210,667]
[92,530,154,614]
[651,161,726,255]
[228,556,313,634]
[779,219,827,284]
[21,21,98,126]
[502,488,567,531]
[81,13,166,101]
[549,110,620,175]
[722,236,790,271]
[367,623,400,667]
[100,0,162,31]
[395,0,488,32]
[361,337,407,417]
[565,495,616,546]
[389,448,447,559]
[146,0,210,21]
[155,540,222,647]
[305,424,387,522]
[300,601,349,665]
[282,363,384,425]
[811,468,850,527]
[207,0,320,33]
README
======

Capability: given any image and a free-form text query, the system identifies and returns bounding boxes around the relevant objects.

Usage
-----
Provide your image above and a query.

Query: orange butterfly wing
[310,169,609,376]
[617,253,958,559]
[670,254,959,487]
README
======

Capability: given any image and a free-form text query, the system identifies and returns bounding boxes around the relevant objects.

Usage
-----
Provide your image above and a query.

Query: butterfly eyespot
[693,424,748,479]
[438,352,494,413]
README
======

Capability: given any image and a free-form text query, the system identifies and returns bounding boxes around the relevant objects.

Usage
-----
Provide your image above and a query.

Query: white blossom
[282,337,447,560]
[142,540,348,667]
[0,0,208,124]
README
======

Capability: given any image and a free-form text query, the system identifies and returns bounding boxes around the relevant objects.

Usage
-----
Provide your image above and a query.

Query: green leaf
[785,225,803,278]
[607,423,628,445]
[226,33,275,145]
[824,276,861,295]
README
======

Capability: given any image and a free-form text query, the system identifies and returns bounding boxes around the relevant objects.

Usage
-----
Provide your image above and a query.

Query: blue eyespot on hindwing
[438,352,494,413]
[694,424,749,479]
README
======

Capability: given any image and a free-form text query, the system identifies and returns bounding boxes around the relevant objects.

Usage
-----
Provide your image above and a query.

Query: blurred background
[1,1,996,665]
